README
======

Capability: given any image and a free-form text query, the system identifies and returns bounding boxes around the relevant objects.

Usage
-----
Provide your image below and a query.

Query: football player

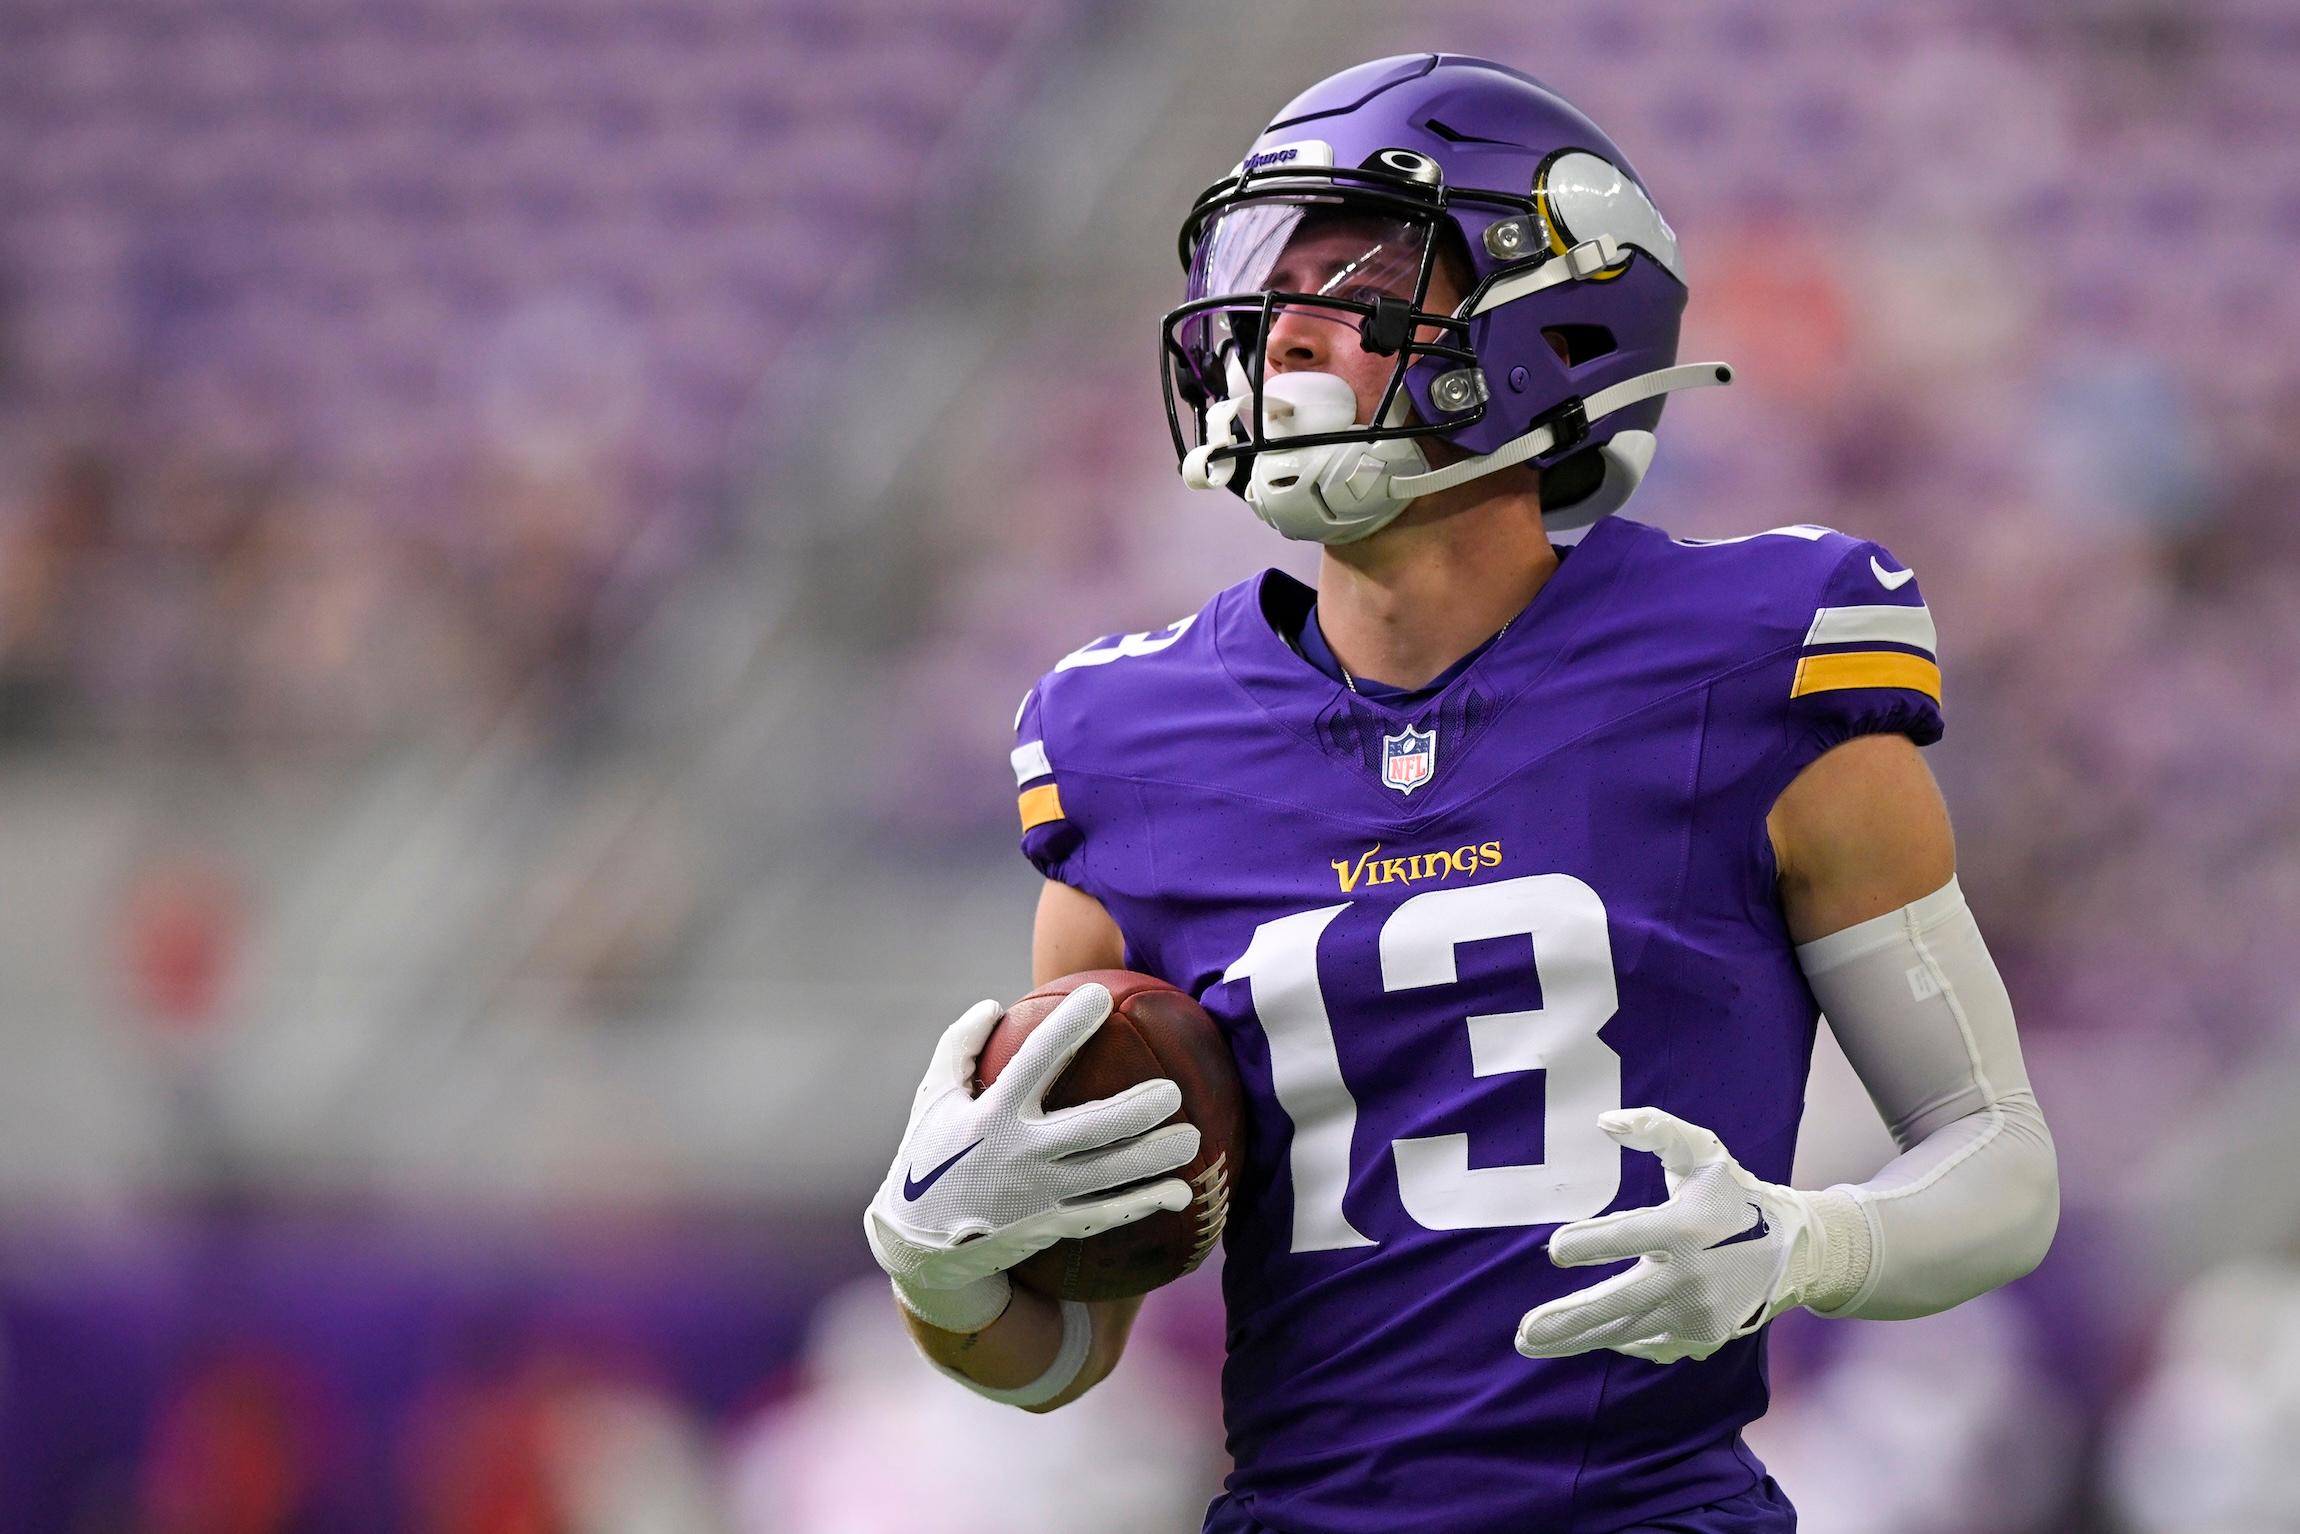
[865,54,2058,1534]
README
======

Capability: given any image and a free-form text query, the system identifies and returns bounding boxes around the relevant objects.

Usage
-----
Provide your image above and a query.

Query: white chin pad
[1242,371,1428,545]
[1257,369,1361,440]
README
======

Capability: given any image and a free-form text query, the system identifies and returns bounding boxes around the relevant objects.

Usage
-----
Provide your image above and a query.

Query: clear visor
[1186,201,1434,308]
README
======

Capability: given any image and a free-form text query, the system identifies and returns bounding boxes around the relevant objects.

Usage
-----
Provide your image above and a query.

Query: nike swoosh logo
[1870,555,1916,590]
[1705,1202,1771,1250]
[903,1138,984,1201]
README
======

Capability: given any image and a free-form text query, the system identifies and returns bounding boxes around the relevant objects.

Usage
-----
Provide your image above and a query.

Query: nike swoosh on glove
[865,984,1200,1333]
[1513,1107,1867,1365]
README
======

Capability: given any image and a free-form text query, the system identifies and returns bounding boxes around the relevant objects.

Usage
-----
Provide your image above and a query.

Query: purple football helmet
[1162,53,1731,543]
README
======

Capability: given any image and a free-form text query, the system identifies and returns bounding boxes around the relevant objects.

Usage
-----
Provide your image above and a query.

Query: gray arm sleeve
[1796,877,2060,1320]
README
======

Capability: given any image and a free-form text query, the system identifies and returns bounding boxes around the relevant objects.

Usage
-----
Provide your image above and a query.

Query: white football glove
[1513,1107,1867,1365]
[864,983,1200,1333]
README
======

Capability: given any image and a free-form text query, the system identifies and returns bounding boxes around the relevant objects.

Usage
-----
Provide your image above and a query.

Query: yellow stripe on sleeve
[1017,782,1065,831]
[1791,650,1943,703]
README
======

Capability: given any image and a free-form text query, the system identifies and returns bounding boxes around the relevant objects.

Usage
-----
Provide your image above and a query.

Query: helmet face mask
[1168,186,1490,464]
[1162,165,1496,482]
[1162,54,1729,543]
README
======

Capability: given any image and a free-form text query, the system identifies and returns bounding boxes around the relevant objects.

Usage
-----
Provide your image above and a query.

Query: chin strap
[1390,362,1733,501]
[1180,353,1257,491]
[1180,398,1245,490]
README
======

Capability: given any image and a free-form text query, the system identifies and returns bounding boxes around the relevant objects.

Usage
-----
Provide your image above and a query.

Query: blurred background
[0,0,2294,1527]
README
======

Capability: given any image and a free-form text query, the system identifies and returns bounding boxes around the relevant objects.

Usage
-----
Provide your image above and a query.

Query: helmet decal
[1232,139,1335,177]
[1535,151,1683,285]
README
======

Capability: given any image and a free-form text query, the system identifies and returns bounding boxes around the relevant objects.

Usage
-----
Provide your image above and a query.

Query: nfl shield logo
[1381,725,1438,796]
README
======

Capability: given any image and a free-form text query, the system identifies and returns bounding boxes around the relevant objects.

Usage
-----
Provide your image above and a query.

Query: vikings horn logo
[1381,725,1437,796]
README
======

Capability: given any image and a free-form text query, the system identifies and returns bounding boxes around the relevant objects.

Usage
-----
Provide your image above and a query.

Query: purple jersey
[1010,516,1943,1534]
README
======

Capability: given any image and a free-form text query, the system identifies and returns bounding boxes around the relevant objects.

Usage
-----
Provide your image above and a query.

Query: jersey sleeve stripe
[1791,650,1943,703]
[1017,782,1065,830]
[1011,739,1052,785]
[1804,603,1936,656]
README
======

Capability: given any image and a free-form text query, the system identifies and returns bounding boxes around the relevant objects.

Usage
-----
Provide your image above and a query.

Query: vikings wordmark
[1332,840,1504,895]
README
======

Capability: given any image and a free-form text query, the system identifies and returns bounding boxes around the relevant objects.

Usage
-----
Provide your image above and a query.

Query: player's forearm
[1798,877,2061,1320]
[1811,1089,2057,1319]
[897,1289,1137,1412]
[901,1284,1066,1386]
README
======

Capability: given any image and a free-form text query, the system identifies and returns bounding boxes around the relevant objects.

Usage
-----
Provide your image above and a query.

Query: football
[974,969,1242,1302]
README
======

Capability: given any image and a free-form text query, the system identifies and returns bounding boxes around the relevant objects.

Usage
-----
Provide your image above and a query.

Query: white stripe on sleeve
[1804,603,1937,655]
[1011,740,1052,785]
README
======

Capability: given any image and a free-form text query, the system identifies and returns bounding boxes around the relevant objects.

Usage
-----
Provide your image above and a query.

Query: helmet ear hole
[1542,325,1616,367]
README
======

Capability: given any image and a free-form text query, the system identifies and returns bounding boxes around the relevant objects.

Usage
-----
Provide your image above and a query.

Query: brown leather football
[973,969,1242,1302]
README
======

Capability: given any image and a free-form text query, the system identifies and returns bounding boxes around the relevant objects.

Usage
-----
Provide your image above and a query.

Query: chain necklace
[1339,615,1513,696]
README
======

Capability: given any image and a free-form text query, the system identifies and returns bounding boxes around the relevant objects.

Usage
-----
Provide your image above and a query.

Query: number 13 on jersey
[1221,874,1625,1252]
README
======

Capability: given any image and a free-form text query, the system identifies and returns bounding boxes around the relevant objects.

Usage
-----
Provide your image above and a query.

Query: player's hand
[864,983,1200,1332]
[1513,1108,1840,1365]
